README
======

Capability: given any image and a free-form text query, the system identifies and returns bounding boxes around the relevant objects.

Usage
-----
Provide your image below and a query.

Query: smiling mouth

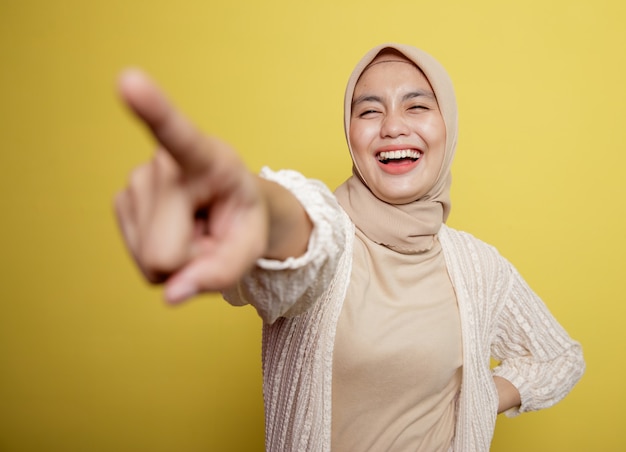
[377,149,422,164]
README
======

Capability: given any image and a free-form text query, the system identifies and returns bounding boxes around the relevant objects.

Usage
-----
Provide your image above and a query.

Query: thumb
[118,69,210,174]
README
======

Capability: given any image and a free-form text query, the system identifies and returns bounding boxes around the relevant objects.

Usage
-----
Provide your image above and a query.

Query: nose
[380,110,410,138]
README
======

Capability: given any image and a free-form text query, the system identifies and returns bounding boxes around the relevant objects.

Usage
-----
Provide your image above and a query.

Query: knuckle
[128,165,150,192]
[154,150,181,181]
[138,244,182,277]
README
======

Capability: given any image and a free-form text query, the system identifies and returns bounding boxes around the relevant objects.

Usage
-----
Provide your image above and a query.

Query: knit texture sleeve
[490,262,585,417]
[222,167,350,324]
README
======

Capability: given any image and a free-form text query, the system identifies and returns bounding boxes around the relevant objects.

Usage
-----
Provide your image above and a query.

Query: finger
[141,187,195,276]
[114,189,160,282]
[118,69,209,174]
[164,238,257,303]
[126,161,156,233]
[164,209,268,302]
[114,189,166,283]
[114,190,138,256]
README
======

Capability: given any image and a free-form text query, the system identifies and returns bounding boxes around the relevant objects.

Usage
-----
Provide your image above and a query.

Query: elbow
[570,341,586,387]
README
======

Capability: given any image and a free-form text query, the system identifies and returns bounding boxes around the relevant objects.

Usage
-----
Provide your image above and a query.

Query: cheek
[427,137,446,170]
[422,116,445,138]
[348,123,368,159]
[422,119,447,155]
[350,120,379,151]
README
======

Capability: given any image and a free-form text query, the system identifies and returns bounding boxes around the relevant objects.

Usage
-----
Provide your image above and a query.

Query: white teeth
[377,149,421,161]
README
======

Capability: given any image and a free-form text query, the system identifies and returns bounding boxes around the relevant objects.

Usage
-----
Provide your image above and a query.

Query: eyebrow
[351,90,436,109]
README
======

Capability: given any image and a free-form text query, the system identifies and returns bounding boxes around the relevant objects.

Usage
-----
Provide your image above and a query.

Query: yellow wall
[1,0,624,450]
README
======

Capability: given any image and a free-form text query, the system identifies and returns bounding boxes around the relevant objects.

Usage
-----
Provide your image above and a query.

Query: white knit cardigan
[224,169,585,452]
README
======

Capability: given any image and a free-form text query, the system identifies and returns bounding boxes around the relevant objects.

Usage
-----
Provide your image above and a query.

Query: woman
[115,43,585,451]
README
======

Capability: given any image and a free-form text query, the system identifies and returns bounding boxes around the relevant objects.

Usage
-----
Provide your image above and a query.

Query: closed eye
[358,109,381,118]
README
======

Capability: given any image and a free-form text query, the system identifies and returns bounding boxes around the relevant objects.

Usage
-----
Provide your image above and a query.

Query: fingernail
[165,281,197,303]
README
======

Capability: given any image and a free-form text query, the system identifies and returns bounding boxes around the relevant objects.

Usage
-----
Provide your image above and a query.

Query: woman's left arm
[491,263,585,417]
[493,375,521,414]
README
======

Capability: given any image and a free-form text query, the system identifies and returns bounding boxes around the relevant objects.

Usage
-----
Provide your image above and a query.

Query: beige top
[331,229,462,451]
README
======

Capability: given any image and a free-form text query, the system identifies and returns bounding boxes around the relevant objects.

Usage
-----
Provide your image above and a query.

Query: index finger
[118,69,209,173]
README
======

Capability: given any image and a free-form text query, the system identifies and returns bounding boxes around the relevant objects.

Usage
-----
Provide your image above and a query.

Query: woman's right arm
[114,69,313,304]
[223,168,351,323]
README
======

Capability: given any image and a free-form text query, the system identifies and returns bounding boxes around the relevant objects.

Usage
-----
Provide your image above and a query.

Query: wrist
[259,178,312,261]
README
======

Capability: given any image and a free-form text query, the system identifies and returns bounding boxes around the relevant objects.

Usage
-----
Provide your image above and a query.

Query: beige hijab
[334,43,458,254]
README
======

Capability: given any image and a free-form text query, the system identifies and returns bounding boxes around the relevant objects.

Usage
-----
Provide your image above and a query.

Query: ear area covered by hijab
[334,43,459,254]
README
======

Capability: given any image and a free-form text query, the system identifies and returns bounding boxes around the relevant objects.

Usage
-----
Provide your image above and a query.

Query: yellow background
[1,0,624,450]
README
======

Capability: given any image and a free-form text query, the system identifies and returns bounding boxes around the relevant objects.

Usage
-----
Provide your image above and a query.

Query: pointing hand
[114,70,269,303]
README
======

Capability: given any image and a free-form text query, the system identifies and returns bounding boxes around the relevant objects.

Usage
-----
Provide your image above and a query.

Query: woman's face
[349,53,446,204]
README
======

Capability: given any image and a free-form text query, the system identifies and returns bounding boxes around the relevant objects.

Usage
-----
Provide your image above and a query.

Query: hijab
[334,43,458,254]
